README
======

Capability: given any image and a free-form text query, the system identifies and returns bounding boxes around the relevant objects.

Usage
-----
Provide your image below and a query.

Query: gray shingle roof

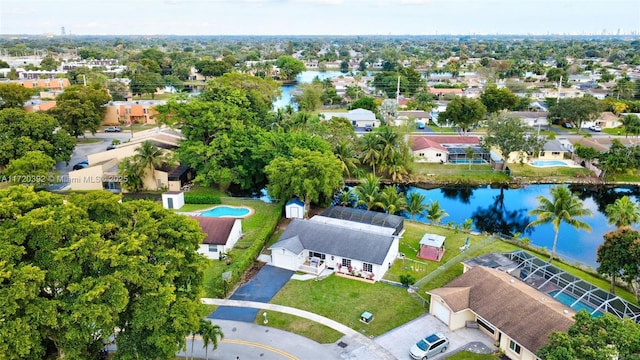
[320,206,404,235]
[543,140,565,152]
[269,219,395,265]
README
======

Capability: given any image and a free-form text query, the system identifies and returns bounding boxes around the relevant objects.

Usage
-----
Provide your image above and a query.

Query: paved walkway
[202,298,397,360]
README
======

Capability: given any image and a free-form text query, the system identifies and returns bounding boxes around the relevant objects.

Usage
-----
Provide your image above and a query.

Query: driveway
[210,265,293,322]
[375,314,495,360]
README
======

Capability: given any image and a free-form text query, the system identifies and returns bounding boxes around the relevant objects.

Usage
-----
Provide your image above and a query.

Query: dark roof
[269,219,395,265]
[429,266,575,353]
[320,206,404,235]
[189,216,236,245]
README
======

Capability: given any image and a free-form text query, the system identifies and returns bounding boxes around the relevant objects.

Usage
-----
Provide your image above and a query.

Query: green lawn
[411,163,509,184]
[253,310,343,343]
[270,275,426,337]
[508,163,594,180]
[76,137,103,144]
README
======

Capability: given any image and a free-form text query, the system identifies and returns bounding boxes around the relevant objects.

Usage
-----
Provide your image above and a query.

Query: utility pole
[396,75,400,105]
[556,75,562,103]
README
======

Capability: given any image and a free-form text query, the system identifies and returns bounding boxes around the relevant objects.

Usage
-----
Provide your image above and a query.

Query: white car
[590,125,602,132]
[409,333,449,359]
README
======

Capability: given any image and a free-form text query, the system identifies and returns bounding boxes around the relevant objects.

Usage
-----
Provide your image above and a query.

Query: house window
[143,108,149,114]
[436,153,442,157]
[509,340,521,354]
[208,244,218,252]
[540,152,546,156]
[552,151,560,155]
[419,153,425,156]
[476,318,495,335]
[341,259,351,267]
[309,251,325,260]
[362,263,373,272]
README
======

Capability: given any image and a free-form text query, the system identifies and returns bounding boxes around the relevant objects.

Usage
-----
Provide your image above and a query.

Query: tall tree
[406,192,428,220]
[527,186,593,263]
[360,133,381,176]
[293,83,323,111]
[481,113,546,170]
[597,227,640,294]
[353,174,383,211]
[548,96,602,133]
[621,114,640,137]
[48,84,111,137]
[0,108,75,166]
[275,56,306,81]
[130,71,163,99]
[0,83,34,109]
[479,84,519,113]
[333,141,360,179]
[605,196,640,228]
[265,148,343,218]
[425,200,449,225]
[378,186,407,215]
[132,140,174,190]
[199,320,224,360]
[438,96,487,134]
[195,59,232,78]
[0,187,207,359]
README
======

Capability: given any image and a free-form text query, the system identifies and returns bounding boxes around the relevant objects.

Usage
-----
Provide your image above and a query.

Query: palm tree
[337,189,355,207]
[464,146,475,170]
[334,141,360,179]
[360,133,381,176]
[527,186,593,263]
[118,157,144,192]
[354,174,383,210]
[199,319,224,360]
[605,196,640,228]
[380,151,409,182]
[133,140,171,190]
[425,200,449,225]
[406,192,428,220]
[379,186,407,215]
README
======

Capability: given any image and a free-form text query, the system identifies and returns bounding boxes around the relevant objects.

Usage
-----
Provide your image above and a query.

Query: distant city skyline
[1,0,639,36]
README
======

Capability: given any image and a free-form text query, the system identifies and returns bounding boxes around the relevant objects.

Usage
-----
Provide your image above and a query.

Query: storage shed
[285,198,305,219]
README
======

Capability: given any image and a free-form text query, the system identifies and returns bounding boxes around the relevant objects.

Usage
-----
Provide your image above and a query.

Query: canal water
[405,184,640,268]
[273,70,360,109]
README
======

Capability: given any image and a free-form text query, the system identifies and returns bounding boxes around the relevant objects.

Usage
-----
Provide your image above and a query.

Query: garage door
[432,301,450,324]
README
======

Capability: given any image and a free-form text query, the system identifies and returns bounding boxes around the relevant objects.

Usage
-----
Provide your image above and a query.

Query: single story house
[319,206,404,236]
[428,266,575,360]
[507,111,549,128]
[503,139,568,164]
[191,216,243,260]
[410,135,486,164]
[321,108,379,128]
[268,218,399,281]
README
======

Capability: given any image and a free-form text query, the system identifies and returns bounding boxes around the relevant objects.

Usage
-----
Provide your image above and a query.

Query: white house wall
[271,248,304,271]
[197,244,223,260]
[412,148,448,163]
[223,219,243,253]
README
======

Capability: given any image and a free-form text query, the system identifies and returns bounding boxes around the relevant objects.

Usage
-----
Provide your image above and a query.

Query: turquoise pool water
[200,206,251,218]
[549,290,603,316]
[450,159,487,164]
[532,160,569,167]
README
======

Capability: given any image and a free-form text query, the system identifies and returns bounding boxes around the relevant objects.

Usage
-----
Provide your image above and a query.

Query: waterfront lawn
[447,351,499,359]
[254,310,343,344]
[508,163,594,179]
[269,275,426,337]
[411,163,509,184]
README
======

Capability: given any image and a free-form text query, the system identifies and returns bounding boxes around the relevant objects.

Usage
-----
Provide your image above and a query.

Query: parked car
[104,126,122,133]
[364,124,373,132]
[590,125,602,132]
[409,333,449,360]
[72,160,89,170]
[562,122,573,129]
[106,144,117,150]
[416,122,425,130]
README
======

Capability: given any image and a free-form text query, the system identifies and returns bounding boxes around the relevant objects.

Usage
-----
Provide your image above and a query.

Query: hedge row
[184,194,221,204]
[209,203,283,298]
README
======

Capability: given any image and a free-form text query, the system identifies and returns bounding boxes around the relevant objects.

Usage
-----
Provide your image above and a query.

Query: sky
[1,0,639,36]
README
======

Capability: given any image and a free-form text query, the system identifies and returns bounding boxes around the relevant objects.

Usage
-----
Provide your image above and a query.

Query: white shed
[285,198,305,219]
[162,191,184,210]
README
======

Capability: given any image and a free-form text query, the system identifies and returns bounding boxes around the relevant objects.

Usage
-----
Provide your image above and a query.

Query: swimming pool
[450,159,487,164]
[548,290,603,316]
[532,160,570,167]
[199,206,252,218]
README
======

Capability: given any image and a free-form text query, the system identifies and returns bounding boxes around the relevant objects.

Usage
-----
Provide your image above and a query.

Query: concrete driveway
[375,314,495,360]
[210,265,294,322]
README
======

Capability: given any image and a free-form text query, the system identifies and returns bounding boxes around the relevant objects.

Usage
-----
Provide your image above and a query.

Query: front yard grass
[270,275,426,337]
[411,163,509,184]
[508,163,594,180]
[447,351,500,359]
[253,310,343,343]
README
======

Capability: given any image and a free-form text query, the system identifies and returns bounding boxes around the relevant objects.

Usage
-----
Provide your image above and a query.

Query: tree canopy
[597,227,640,295]
[0,108,75,167]
[438,96,487,133]
[275,56,305,81]
[538,311,640,360]
[0,187,208,359]
[0,83,34,109]
[549,96,602,132]
[48,84,111,137]
[479,84,518,113]
[481,113,546,169]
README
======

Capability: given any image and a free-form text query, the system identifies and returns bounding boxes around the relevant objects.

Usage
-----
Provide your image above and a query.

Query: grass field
[252,310,343,343]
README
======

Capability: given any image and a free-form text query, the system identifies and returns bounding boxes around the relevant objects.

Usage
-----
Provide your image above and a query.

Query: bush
[184,194,221,204]
[399,274,416,286]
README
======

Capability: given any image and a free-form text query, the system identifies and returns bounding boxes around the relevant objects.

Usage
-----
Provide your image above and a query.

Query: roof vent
[563,310,569,315]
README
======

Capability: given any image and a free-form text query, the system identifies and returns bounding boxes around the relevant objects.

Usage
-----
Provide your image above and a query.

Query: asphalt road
[56,132,133,175]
